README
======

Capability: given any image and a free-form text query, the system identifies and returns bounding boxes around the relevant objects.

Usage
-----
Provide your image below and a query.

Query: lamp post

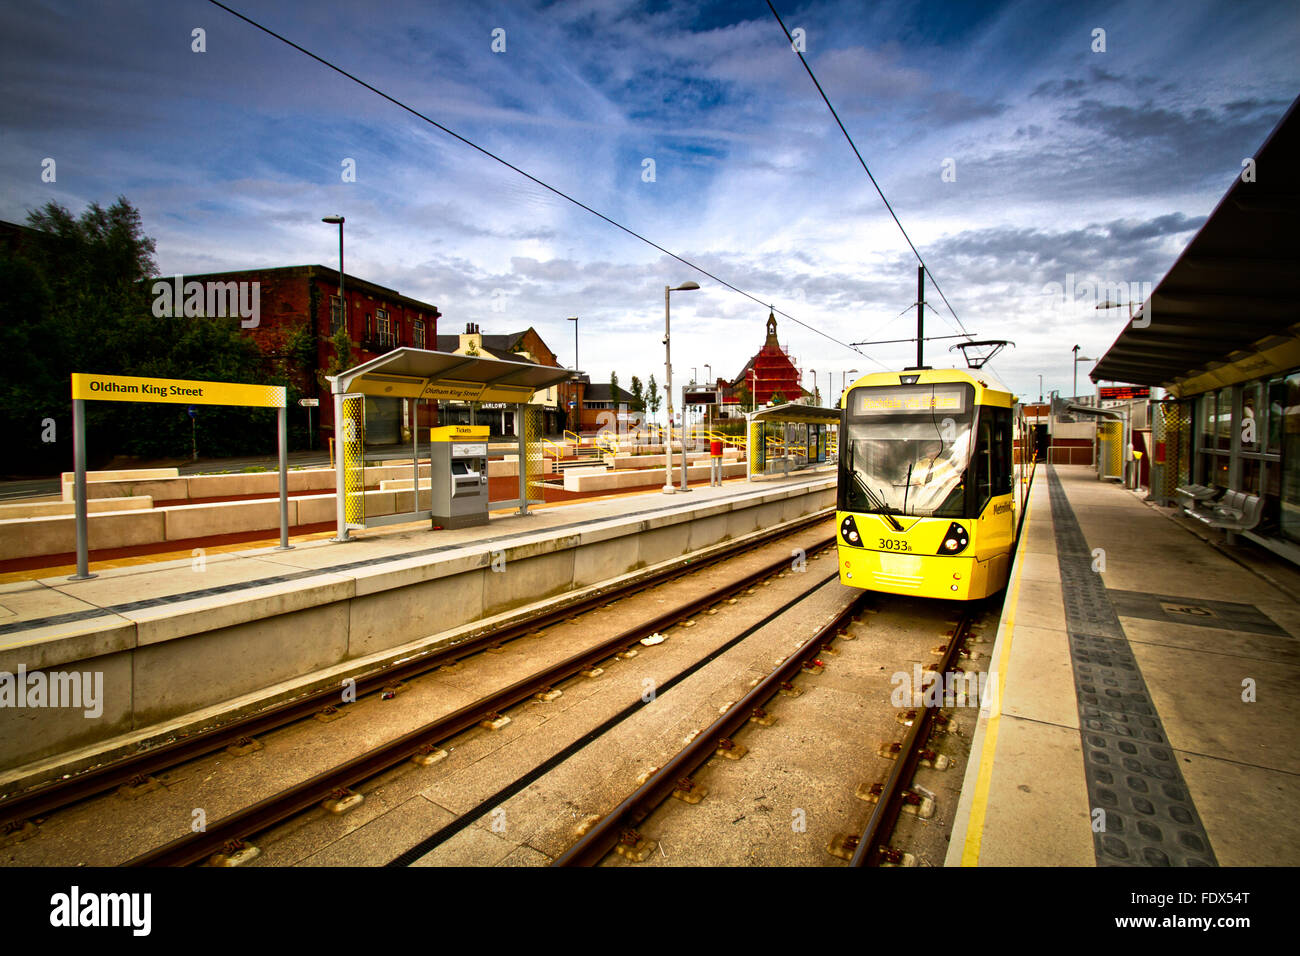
[567,316,580,433]
[322,215,347,544]
[323,214,345,509]
[322,216,345,334]
[664,281,700,493]
[1038,374,1043,404]
[810,369,817,406]
[1072,345,1094,400]
[841,368,859,406]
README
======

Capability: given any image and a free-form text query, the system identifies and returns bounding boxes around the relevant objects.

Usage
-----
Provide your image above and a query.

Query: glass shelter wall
[1192,370,1300,546]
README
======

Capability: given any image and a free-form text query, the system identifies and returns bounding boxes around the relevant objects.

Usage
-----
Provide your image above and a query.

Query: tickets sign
[72,373,286,408]
[431,425,489,441]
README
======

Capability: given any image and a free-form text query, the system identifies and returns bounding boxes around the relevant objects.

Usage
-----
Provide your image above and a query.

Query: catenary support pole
[332,389,349,542]
[276,405,291,550]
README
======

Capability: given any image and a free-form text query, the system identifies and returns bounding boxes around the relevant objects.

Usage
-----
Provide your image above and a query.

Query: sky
[2,0,1297,413]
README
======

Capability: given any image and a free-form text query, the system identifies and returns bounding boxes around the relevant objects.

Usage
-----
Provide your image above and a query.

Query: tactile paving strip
[1047,466,1217,867]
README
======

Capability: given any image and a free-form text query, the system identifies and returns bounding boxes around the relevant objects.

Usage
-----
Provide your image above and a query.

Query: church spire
[764,309,779,348]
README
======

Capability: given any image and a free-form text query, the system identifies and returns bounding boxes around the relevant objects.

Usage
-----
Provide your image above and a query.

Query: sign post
[69,373,289,579]
[299,397,319,449]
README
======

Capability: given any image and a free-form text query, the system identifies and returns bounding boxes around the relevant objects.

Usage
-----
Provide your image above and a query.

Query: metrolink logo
[151,274,260,328]
[0,665,103,718]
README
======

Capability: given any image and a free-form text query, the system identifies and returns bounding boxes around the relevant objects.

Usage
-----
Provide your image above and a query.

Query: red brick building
[179,265,441,444]
[729,311,807,408]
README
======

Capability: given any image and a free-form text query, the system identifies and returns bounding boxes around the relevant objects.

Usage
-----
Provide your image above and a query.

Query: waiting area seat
[1182,487,1266,532]
[1174,483,1220,509]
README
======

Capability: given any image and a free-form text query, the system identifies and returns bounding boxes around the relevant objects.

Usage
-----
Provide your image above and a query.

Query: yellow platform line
[960,495,1031,866]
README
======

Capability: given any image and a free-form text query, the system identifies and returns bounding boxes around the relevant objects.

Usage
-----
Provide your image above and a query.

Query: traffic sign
[299,398,320,407]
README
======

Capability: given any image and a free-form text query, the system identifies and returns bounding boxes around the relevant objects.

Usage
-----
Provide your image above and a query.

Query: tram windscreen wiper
[847,443,904,531]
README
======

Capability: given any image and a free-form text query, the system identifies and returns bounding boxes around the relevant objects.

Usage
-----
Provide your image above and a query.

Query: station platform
[0,468,835,790]
[947,464,1300,867]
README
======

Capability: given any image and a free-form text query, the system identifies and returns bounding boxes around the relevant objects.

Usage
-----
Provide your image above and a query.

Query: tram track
[127,537,840,867]
[4,510,995,869]
[552,602,988,867]
[0,509,832,838]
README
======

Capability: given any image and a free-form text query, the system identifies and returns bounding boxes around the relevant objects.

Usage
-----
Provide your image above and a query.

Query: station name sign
[72,373,286,408]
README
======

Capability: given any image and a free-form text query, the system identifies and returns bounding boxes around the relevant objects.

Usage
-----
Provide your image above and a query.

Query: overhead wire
[765,0,973,343]
[206,0,879,362]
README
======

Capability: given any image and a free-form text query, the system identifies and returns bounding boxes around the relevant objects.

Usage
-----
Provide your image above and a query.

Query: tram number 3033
[879,538,912,552]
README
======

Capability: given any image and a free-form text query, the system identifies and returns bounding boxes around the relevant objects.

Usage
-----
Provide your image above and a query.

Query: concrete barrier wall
[607,450,742,470]
[0,477,836,779]
[59,464,432,503]
[59,468,178,483]
[563,460,748,492]
[0,496,153,519]
[0,486,443,561]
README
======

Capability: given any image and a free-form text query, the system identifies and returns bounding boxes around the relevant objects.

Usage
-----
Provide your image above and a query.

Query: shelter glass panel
[1197,393,1214,451]
[1241,382,1263,453]
[1215,390,1232,451]
[1268,378,1286,455]
[1282,372,1300,544]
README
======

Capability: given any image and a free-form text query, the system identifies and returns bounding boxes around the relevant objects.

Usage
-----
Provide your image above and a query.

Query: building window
[377,308,394,349]
[329,295,344,334]
[414,318,426,349]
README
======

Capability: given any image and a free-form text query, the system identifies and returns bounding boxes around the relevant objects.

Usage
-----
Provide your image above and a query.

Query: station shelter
[1091,96,1300,564]
[744,402,841,480]
[327,348,573,541]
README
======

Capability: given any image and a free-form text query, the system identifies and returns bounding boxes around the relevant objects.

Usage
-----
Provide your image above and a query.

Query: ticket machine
[429,425,490,528]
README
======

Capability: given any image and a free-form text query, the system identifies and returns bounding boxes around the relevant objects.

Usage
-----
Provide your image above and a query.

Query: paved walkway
[948,464,1300,867]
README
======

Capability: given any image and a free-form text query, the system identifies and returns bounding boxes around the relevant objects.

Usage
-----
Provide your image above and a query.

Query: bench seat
[1183,489,1265,532]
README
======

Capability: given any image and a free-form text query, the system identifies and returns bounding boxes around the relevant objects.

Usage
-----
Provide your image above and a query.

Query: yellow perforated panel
[1097,420,1123,479]
[342,395,365,526]
[1153,401,1192,497]
[525,405,545,502]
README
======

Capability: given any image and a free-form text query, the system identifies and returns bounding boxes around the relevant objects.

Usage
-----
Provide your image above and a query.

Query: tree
[0,197,287,472]
[609,370,619,404]
[629,375,645,412]
[326,324,353,376]
[770,390,787,406]
[734,381,752,413]
[647,373,661,421]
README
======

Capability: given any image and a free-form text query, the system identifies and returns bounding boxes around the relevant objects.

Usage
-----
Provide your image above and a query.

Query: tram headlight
[839,515,862,546]
[937,522,970,555]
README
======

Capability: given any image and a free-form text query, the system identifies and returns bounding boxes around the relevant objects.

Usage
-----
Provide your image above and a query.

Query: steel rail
[125,536,837,866]
[553,591,864,866]
[848,611,973,866]
[0,510,832,832]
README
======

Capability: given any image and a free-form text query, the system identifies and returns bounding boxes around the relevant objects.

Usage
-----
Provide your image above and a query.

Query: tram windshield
[840,383,975,518]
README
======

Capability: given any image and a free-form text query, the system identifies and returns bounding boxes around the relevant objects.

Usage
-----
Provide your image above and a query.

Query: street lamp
[322,215,347,544]
[841,369,859,406]
[810,369,817,406]
[322,216,345,335]
[1038,374,1043,404]
[1071,345,1094,399]
[567,316,580,433]
[664,281,700,494]
[703,364,712,435]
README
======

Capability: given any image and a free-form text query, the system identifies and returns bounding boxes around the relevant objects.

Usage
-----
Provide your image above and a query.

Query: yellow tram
[836,367,1027,600]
